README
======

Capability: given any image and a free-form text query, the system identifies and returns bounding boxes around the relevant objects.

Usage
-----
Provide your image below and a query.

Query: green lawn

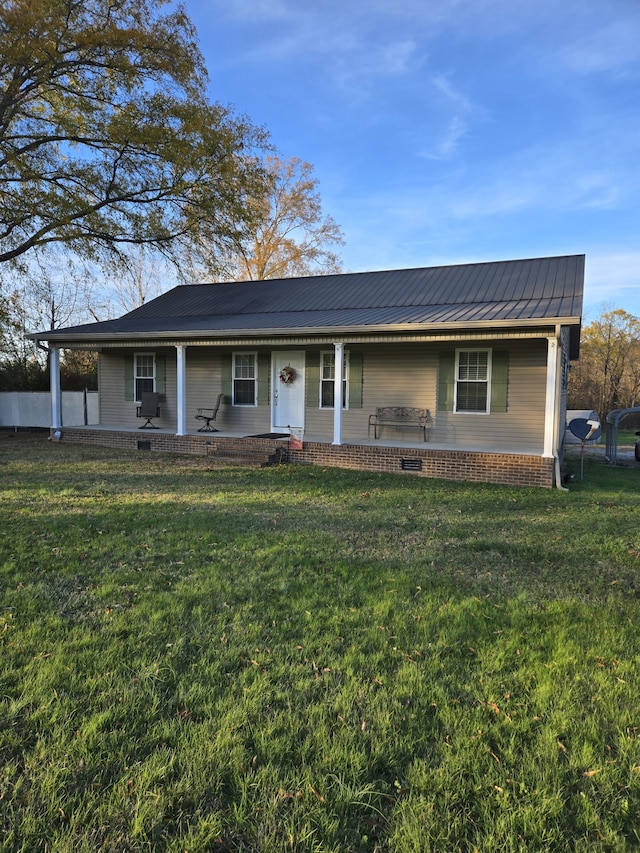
[2,433,640,852]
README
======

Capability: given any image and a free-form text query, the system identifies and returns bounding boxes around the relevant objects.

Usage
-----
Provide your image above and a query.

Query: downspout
[553,324,569,491]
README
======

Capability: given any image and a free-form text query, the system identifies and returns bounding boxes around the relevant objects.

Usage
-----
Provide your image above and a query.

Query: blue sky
[183,0,640,319]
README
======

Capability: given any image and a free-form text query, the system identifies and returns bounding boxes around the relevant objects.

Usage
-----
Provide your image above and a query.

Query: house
[31,254,585,488]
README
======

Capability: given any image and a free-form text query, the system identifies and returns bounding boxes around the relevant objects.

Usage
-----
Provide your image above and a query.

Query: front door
[272,351,305,432]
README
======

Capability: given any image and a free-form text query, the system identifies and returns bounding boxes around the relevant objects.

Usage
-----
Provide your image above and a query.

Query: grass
[1,432,640,852]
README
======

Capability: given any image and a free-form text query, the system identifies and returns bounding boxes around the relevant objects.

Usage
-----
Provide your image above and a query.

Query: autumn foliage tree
[569,307,640,418]
[198,156,345,281]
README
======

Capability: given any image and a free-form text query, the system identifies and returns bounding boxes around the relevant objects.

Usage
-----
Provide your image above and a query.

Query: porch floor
[62,423,543,457]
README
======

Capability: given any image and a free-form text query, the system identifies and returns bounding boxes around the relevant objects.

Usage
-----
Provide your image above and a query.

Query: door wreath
[279,365,297,385]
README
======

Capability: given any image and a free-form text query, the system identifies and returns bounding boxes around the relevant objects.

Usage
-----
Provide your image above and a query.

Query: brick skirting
[288,443,554,488]
[55,427,555,488]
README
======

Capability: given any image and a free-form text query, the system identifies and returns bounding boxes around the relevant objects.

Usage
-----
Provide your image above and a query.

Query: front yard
[1,432,640,852]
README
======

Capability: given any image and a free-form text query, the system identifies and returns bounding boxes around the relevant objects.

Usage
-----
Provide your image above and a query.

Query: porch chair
[195,393,224,432]
[136,391,160,429]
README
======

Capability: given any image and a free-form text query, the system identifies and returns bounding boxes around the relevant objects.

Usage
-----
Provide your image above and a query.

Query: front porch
[54,425,555,488]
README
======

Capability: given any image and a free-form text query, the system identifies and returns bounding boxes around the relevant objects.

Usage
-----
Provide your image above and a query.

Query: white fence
[0,391,99,428]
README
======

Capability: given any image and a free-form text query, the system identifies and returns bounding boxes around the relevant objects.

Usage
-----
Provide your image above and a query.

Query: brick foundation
[288,443,554,488]
[55,428,555,488]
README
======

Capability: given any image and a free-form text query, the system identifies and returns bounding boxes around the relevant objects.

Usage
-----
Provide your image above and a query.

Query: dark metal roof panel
[34,255,584,340]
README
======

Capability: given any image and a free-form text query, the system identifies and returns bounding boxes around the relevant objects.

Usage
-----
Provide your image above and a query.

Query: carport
[605,407,640,464]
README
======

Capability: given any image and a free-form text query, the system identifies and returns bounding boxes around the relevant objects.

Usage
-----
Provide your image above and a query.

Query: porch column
[332,342,344,446]
[176,345,187,436]
[50,345,62,430]
[543,336,558,457]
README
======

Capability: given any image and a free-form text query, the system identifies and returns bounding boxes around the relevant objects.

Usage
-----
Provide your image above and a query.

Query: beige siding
[98,340,549,453]
[185,348,270,434]
[99,352,138,428]
[449,343,543,452]
[354,340,547,452]
[99,348,273,434]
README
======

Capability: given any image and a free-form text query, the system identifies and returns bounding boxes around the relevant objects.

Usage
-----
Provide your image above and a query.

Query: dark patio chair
[136,392,160,429]
[195,393,224,432]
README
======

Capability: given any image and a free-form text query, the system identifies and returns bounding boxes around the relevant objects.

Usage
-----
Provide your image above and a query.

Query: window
[455,349,490,413]
[320,351,349,408]
[135,352,155,401]
[233,352,257,406]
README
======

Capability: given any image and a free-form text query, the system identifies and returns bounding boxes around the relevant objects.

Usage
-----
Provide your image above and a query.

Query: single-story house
[31,254,585,488]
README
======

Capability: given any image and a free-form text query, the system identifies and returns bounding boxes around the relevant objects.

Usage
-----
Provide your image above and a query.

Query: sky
[182,0,640,320]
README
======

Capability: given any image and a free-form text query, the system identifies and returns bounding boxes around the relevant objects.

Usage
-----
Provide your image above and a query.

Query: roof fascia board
[31,316,581,346]
[48,328,566,351]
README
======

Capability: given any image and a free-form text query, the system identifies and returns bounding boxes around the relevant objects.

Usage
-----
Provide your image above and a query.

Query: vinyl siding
[355,340,547,452]
[99,348,273,434]
[100,353,141,428]
[430,342,547,452]
[186,348,269,433]
[98,340,548,453]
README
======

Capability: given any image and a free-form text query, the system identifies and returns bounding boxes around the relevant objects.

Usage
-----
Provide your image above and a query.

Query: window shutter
[155,354,166,401]
[490,351,509,413]
[124,355,134,400]
[221,353,232,404]
[437,351,455,411]
[257,352,270,406]
[348,351,363,409]
[305,352,320,407]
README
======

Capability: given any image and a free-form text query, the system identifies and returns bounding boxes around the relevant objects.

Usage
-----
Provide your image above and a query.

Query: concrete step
[205,441,287,467]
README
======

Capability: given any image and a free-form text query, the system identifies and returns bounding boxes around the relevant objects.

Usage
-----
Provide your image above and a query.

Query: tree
[0,250,93,388]
[568,307,640,416]
[110,249,167,314]
[197,156,344,281]
[83,247,175,320]
[0,0,268,276]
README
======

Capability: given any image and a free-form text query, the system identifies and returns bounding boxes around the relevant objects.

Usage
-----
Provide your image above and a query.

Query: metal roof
[33,254,584,342]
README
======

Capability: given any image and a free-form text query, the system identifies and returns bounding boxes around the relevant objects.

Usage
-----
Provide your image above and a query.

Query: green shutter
[305,352,320,407]
[437,351,455,411]
[257,352,270,406]
[155,354,166,401]
[221,353,232,404]
[490,350,509,413]
[124,354,134,400]
[348,351,363,409]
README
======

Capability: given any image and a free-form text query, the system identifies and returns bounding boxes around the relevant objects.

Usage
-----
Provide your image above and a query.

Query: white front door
[272,351,305,432]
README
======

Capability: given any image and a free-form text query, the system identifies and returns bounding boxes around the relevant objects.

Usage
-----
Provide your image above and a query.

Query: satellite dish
[568,417,602,480]
[569,418,601,442]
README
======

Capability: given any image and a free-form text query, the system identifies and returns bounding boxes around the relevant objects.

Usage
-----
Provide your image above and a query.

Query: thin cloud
[556,19,640,75]
[583,252,640,316]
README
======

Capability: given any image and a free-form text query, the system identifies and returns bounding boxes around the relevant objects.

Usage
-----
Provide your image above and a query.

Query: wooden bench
[368,406,432,442]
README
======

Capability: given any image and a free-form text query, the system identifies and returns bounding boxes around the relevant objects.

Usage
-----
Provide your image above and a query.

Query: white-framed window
[455,349,491,413]
[134,352,155,401]
[233,352,257,406]
[320,350,349,409]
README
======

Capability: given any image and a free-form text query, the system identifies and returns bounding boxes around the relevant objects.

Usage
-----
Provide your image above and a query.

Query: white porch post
[50,345,62,430]
[332,342,344,446]
[543,336,558,457]
[176,345,187,436]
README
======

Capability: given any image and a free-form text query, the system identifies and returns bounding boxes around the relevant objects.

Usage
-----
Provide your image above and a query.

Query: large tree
[197,156,344,281]
[0,0,268,274]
